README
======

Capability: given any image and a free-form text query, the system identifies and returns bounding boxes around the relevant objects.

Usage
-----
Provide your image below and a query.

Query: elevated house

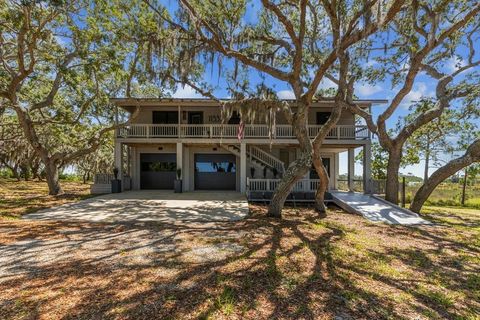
[92,98,385,201]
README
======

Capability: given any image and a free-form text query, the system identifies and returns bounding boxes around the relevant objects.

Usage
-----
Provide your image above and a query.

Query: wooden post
[240,142,247,193]
[177,105,181,138]
[461,167,468,206]
[348,148,355,192]
[363,143,372,194]
[401,176,406,208]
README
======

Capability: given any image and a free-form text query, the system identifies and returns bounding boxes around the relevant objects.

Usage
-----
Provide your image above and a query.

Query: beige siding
[130,105,356,126]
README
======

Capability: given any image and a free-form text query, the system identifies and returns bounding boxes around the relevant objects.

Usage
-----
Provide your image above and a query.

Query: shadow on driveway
[22,190,249,223]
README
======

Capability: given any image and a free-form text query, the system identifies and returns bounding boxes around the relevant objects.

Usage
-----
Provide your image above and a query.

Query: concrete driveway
[23,191,249,223]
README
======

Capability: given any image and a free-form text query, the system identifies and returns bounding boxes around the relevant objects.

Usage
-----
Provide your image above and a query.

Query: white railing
[248,146,285,173]
[94,173,115,184]
[117,124,369,140]
[248,178,321,192]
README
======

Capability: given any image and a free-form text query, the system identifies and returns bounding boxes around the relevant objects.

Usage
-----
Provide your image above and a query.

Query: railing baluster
[118,124,369,141]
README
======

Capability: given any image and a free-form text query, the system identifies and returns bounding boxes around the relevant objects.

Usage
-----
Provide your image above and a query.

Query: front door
[194,154,236,190]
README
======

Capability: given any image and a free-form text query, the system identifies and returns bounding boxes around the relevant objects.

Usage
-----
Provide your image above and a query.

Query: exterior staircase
[221,145,285,174]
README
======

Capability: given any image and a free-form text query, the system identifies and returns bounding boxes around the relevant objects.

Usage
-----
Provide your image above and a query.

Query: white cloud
[172,84,203,98]
[277,90,295,99]
[356,83,383,97]
[318,78,337,90]
[446,56,467,72]
[400,82,434,108]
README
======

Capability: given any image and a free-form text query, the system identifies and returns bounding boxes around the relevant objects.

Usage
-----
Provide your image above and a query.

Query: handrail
[248,178,321,192]
[248,146,285,173]
[117,124,369,140]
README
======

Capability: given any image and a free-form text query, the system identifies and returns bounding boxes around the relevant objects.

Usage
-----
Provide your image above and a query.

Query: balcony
[117,124,370,140]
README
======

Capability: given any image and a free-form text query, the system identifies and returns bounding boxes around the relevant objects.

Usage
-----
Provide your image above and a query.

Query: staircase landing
[331,191,431,225]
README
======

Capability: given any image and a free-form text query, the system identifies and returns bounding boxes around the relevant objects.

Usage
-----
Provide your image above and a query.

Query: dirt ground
[0,201,479,320]
[0,179,92,219]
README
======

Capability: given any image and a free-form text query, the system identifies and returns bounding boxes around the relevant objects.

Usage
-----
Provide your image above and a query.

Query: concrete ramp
[331,191,431,225]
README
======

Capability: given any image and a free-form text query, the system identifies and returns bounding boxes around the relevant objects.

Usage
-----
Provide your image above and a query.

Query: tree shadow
[0,204,478,319]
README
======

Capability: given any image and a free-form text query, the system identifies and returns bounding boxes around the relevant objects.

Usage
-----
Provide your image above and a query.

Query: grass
[0,178,93,219]
[406,183,480,209]
[0,180,479,319]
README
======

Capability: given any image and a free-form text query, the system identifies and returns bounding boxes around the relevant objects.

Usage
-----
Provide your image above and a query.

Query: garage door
[140,153,176,189]
[195,154,236,190]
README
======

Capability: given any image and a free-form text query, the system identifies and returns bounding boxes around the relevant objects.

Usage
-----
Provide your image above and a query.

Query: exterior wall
[130,105,356,126]
[127,143,340,192]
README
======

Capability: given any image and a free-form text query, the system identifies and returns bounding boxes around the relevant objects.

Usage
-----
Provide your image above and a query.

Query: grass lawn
[0,178,92,219]
[0,179,478,320]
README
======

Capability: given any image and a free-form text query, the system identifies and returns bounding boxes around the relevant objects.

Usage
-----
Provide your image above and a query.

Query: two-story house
[92,98,385,201]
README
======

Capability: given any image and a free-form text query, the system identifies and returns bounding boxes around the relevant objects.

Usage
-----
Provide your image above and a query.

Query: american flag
[237,120,245,141]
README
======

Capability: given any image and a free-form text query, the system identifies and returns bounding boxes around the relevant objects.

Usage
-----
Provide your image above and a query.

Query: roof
[110,97,388,107]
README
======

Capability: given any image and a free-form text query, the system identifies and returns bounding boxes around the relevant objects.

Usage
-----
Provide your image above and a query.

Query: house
[91,98,385,201]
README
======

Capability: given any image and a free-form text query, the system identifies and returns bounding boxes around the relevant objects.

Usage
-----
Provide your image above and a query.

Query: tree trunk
[267,101,313,218]
[13,167,21,181]
[267,150,312,217]
[312,153,329,216]
[385,149,402,204]
[44,160,64,195]
[410,139,480,213]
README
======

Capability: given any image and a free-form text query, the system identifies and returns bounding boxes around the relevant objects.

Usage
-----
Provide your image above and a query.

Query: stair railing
[248,146,285,173]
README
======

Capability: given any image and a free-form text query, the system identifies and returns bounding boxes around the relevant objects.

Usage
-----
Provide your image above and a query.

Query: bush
[0,168,12,178]
[59,173,82,181]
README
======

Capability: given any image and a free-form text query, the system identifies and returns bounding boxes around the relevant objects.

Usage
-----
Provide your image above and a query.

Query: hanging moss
[220,98,291,144]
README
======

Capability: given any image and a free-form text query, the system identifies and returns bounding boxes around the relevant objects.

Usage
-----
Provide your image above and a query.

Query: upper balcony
[116,124,370,140]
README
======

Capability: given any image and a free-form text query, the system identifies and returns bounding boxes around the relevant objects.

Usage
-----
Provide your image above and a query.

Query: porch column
[240,142,247,193]
[348,148,355,192]
[177,105,181,138]
[127,146,131,177]
[176,142,183,180]
[363,143,372,194]
[114,141,123,190]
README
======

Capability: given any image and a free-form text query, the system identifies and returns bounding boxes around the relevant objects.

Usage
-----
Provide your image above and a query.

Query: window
[195,161,236,173]
[228,111,241,124]
[195,154,236,173]
[152,111,178,124]
[316,112,331,125]
[188,112,203,124]
[141,161,176,172]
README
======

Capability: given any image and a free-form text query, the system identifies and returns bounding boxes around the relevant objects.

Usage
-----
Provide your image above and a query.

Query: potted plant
[250,167,255,178]
[174,168,182,193]
[272,167,278,179]
[111,167,122,193]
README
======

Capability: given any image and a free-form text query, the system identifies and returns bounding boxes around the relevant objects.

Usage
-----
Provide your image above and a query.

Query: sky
[163,1,480,179]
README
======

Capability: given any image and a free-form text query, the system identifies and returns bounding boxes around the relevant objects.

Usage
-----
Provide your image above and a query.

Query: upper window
[152,111,178,124]
[228,111,241,124]
[316,112,331,125]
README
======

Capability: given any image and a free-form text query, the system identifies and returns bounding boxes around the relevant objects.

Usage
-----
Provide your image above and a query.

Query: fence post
[401,176,406,208]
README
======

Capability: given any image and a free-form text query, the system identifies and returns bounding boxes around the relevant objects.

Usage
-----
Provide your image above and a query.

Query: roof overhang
[110,97,388,112]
